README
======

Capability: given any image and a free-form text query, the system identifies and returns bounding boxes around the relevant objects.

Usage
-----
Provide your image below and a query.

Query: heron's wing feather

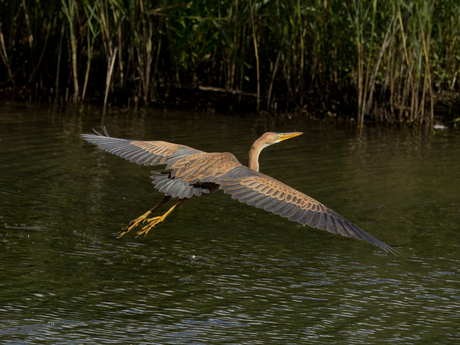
[80,131,203,166]
[169,152,243,183]
[219,166,396,254]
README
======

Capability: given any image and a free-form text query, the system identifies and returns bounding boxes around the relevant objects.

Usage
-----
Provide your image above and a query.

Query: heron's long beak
[277,132,303,142]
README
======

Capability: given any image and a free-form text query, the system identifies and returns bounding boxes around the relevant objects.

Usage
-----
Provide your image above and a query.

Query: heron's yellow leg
[117,195,171,238]
[136,198,187,237]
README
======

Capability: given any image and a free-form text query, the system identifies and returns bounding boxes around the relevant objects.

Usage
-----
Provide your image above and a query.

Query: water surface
[1,104,459,344]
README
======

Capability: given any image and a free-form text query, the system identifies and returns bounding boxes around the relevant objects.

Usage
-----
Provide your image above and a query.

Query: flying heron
[81,128,396,254]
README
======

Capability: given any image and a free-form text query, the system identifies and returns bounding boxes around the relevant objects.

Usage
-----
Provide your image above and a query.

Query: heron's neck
[246,142,264,171]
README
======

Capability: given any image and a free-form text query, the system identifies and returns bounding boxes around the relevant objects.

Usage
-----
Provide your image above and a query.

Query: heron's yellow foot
[136,215,166,237]
[117,210,152,238]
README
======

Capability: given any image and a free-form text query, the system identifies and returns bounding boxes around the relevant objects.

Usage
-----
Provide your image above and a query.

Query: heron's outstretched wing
[218,166,397,254]
[80,129,203,166]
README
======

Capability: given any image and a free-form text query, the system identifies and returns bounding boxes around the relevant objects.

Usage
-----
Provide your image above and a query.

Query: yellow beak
[277,132,303,142]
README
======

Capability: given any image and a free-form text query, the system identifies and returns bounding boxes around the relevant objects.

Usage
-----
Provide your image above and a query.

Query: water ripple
[1,105,460,343]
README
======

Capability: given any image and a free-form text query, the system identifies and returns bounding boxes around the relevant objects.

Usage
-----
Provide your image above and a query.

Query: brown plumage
[81,128,397,254]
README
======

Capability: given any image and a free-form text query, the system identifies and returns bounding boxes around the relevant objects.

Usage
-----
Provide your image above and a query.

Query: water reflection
[1,104,459,343]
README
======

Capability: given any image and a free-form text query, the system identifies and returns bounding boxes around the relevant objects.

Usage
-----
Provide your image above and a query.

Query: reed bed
[0,0,459,124]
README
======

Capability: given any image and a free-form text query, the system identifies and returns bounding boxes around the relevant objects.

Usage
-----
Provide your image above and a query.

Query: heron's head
[259,132,303,148]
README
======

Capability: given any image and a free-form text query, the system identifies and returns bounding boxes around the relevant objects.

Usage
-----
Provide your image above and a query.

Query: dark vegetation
[0,0,459,125]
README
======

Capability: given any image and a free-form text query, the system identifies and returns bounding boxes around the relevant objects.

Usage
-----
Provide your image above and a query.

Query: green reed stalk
[249,0,260,112]
[82,0,101,103]
[61,0,79,103]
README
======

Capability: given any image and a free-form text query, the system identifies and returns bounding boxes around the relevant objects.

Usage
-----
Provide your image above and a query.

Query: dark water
[1,104,459,344]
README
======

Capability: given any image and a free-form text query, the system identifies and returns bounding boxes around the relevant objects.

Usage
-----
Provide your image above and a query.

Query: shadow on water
[1,104,459,344]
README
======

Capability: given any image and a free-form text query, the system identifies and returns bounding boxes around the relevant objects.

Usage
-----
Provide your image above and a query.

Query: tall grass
[0,0,459,124]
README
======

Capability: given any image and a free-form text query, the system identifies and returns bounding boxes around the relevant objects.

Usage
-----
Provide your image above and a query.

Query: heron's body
[81,129,396,254]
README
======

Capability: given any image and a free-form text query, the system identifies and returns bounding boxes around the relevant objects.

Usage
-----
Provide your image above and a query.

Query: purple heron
[81,128,396,254]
